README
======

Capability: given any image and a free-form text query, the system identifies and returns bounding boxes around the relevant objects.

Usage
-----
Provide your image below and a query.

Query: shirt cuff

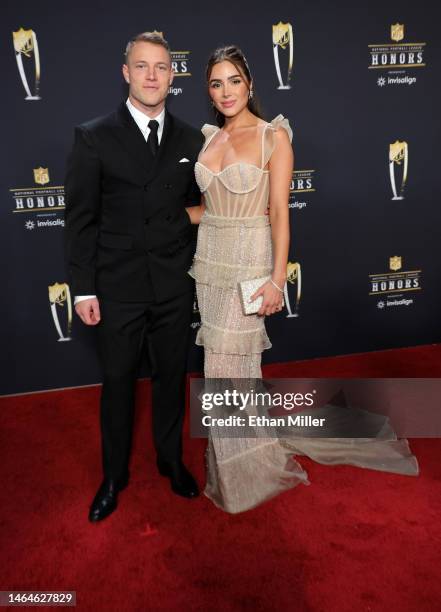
[74,295,97,305]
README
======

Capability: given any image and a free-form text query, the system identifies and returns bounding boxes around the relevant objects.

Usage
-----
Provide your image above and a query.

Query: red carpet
[1,344,441,611]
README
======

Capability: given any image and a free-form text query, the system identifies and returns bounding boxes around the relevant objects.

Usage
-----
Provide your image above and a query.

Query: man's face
[123,41,173,111]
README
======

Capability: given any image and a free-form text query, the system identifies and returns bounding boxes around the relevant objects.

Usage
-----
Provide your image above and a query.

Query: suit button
[165,215,172,221]
[165,184,172,189]
[144,219,150,225]
[143,184,149,191]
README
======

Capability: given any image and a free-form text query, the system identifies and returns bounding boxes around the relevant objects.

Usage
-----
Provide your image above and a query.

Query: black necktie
[147,120,159,156]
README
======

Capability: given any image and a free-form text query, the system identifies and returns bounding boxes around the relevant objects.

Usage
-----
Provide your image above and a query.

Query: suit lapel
[111,102,154,179]
[111,103,183,185]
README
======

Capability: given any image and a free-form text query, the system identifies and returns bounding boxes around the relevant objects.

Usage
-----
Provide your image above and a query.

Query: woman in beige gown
[187,46,418,514]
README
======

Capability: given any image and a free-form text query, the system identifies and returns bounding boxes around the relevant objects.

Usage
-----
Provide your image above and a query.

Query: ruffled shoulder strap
[261,114,293,167]
[200,123,220,152]
[201,123,219,138]
[269,114,293,143]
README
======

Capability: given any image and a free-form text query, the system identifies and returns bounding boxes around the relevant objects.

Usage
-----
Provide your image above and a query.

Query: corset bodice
[194,115,292,219]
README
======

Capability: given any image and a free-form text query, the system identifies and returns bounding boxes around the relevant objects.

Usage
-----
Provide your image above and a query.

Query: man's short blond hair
[124,31,171,63]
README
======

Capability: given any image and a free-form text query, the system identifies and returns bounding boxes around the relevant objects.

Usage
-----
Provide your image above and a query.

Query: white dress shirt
[74,99,166,306]
[126,97,165,144]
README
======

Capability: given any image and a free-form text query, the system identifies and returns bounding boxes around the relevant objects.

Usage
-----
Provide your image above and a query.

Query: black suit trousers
[95,290,194,482]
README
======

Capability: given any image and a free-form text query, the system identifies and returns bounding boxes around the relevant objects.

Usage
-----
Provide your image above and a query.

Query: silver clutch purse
[238,275,285,315]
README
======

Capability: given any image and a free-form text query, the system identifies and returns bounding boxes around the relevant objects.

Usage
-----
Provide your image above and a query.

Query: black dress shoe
[88,476,128,522]
[156,458,199,498]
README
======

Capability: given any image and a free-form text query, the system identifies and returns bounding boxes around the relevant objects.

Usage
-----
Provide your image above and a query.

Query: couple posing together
[65,31,418,522]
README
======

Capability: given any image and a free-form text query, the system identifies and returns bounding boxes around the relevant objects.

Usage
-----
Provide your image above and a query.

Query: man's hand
[75,297,101,325]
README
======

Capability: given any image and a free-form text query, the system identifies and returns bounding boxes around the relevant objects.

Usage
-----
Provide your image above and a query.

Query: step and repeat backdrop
[2,1,440,394]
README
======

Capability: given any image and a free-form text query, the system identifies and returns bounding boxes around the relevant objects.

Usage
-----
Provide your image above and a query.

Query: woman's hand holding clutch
[249,278,285,316]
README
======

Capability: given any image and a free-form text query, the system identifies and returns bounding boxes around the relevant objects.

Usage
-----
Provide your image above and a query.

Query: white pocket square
[179,157,190,163]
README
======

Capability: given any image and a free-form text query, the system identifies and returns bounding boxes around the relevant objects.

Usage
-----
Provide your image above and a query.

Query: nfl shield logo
[389,256,402,271]
[391,23,404,42]
[12,28,34,55]
[273,22,291,48]
[34,167,49,185]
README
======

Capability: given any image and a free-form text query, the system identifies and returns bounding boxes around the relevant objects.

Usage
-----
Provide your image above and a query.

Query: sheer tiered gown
[189,116,418,514]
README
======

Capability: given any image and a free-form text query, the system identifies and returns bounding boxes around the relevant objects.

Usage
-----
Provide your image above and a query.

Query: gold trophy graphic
[48,283,72,341]
[284,261,301,318]
[272,22,293,90]
[12,28,41,100]
[389,140,408,200]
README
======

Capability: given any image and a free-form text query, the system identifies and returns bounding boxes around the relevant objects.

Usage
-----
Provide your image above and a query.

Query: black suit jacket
[64,102,204,302]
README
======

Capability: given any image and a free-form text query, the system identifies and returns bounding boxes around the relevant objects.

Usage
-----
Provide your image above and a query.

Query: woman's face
[208,60,250,119]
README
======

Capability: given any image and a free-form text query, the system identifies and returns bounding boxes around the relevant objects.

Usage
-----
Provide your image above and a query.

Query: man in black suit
[65,31,204,522]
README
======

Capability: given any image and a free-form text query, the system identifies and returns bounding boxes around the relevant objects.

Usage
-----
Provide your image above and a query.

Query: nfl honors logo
[152,29,191,78]
[369,256,421,299]
[9,167,65,223]
[368,22,426,76]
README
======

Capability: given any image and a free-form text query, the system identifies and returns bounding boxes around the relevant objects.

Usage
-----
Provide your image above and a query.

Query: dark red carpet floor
[1,344,441,611]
